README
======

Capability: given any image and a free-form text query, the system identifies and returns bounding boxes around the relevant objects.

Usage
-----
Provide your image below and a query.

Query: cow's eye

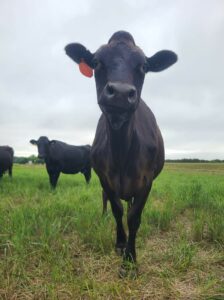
[92,58,101,70]
[139,63,148,74]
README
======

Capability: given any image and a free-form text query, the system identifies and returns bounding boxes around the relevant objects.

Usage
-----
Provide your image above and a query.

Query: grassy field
[0,163,223,299]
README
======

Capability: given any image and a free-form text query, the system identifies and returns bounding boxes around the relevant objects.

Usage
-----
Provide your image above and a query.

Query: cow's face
[30,136,51,159]
[92,35,146,130]
[65,31,177,130]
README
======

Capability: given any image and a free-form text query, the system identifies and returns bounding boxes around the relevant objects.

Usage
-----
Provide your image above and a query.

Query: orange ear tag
[79,61,93,78]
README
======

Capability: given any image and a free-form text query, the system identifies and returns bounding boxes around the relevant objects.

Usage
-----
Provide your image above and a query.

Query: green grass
[0,163,223,299]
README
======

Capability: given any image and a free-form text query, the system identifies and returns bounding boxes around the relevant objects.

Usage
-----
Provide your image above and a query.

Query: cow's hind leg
[83,165,91,183]
[8,166,12,177]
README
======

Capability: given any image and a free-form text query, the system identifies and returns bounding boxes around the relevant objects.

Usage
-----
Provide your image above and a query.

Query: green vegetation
[13,156,224,164]
[0,163,223,299]
[13,155,44,164]
[166,159,224,163]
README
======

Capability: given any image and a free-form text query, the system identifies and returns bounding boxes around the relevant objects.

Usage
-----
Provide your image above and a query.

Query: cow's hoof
[115,243,126,256]
[118,262,138,279]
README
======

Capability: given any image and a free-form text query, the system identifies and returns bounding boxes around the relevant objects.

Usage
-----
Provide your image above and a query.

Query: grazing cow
[0,146,14,178]
[65,31,177,275]
[30,136,91,188]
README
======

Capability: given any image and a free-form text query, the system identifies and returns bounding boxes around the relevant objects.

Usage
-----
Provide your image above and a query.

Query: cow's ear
[65,43,94,78]
[145,50,177,73]
[49,140,56,145]
[30,139,37,145]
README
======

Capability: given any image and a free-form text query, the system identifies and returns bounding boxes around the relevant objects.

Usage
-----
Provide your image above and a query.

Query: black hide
[30,136,91,188]
[0,146,14,178]
[65,31,177,272]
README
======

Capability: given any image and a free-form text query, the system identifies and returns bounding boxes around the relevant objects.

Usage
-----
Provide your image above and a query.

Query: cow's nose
[105,82,137,105]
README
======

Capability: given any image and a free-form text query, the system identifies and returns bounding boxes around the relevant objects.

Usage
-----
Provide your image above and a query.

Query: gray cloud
[0,0,223,158]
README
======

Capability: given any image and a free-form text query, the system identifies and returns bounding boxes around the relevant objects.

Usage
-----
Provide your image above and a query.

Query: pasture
[0,163,223,299]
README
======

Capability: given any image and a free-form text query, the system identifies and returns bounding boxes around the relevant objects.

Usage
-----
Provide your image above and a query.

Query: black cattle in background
[30,136,91,188]
[0,146,14,178]
[65,31,177,275]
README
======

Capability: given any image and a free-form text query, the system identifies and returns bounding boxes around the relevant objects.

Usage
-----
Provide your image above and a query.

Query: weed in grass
[148,207,173,232]
[168,238,196,272]
[192,212,206,242]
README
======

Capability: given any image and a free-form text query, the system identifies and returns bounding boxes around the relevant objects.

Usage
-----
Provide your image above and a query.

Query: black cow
[65,31,177,275]
[30,136,91,188]
[0,146,14,178]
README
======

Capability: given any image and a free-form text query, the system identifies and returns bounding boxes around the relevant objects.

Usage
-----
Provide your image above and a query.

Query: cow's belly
[61,168,79,174]
[99,167,154,201]
[60,164,83,174]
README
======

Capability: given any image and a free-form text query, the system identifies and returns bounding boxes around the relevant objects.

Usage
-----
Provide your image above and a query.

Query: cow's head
[65,31,177,130]
[30,136,54,159]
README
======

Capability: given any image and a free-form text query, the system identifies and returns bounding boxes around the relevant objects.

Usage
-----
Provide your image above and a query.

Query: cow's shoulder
[135,100,158,148]
[91,114,109,168]
[135,100,164,175]
[92,114,108,149]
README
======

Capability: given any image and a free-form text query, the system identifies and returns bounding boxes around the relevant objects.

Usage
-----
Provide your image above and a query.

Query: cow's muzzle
[99,82,138,130]
[100,82,138,111]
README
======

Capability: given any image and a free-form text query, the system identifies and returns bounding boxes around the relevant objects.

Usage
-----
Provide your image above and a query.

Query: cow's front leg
[49,172,60,189]
[120,185,152,277]
[8,166,12,177]
[109,194,127,254]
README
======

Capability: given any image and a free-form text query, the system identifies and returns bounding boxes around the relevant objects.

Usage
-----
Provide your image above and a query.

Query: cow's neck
[44,154,53,166]
[107,115,135,169]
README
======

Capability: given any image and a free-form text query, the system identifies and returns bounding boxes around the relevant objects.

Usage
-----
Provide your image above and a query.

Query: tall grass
[0,163,223,299]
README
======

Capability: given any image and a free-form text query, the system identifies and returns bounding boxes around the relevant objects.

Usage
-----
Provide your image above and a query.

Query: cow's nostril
[129,89,136,99]
[106,84,115,96]
[128,88,137,104]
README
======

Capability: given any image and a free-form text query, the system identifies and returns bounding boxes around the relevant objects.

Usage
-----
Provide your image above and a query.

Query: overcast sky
[0,0,223,159]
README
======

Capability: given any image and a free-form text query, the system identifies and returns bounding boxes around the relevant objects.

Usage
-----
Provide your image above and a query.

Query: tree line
[166,158,224,163]
[13,156,224,164]
[14,155,44,164]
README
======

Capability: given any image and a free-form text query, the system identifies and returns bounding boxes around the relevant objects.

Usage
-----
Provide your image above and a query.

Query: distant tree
[14,157,28,164]
[14,155,44,164]
[211,159,223,163]
[165,158,224,163]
